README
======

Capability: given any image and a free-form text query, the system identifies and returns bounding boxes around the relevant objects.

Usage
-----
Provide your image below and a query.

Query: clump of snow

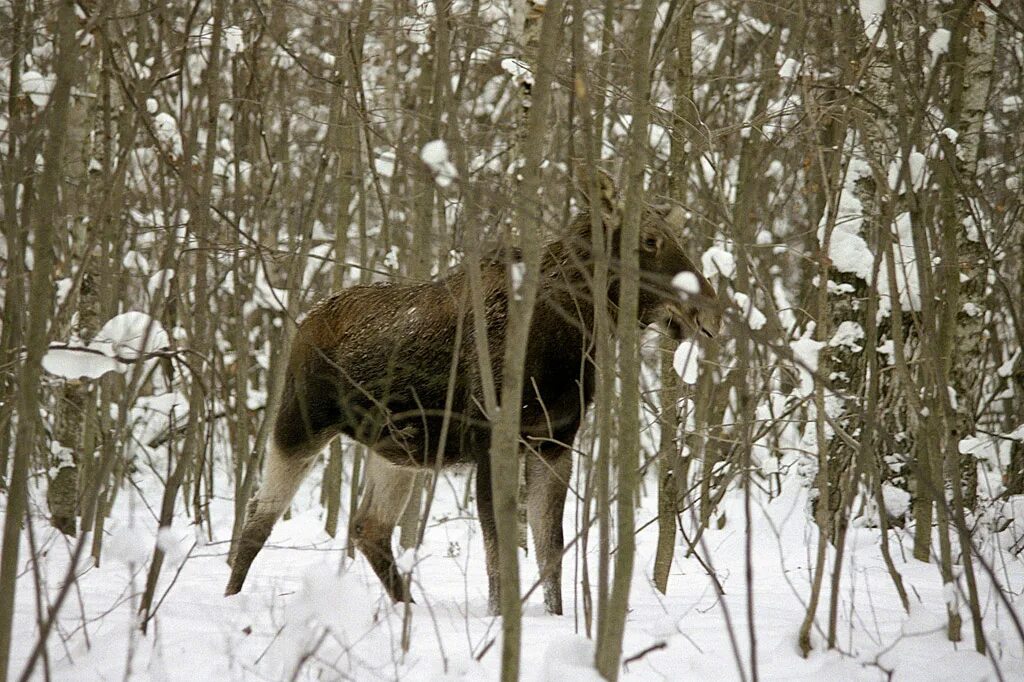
[42,312,168,380]
[818,173,874,280]
[42,348,121,380]
[672,271,701,297]
[374,148,396,177]
[253,266,288,311]
[21,70,55,107]
[223,25,244,54]
[147,268,175,299]
[122,250,149,273]
[877,212,922,318]
[858,0,887,42]
[778,57,801,80]
[280,565,378,666]
[97,311,169,360]
[882,483,910,518]
[959,434,1004,465]
[962,302,982,317]
[420,139,458,187]
[940,127,958,144]
[510,262,526,301]
[672,339,701,384]
[790,329,825,397]
[384,244,401,270]
[828,320,865,352]
[153,112,183,156]
[701,245,736,279]
[501,58,533,85]
[146,97,158,114]
[887,149,927,192]
[732,291,767,330]
[928,28,951,64]
[395,547,417,574]
[155,526,188,563]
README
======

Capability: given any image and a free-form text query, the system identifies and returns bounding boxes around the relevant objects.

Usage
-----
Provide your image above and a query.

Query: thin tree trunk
[596,1,658,677]
[0,2,78,675]
[487,3,564,679]
[653,336,680,594]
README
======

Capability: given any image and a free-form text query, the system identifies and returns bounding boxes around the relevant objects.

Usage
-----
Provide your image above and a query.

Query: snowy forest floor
[7,460,1024,681]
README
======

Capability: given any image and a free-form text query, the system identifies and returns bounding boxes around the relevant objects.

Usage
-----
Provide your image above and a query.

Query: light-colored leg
[225,442,319,595]
[526,448,572,615]
[351,453,418,602]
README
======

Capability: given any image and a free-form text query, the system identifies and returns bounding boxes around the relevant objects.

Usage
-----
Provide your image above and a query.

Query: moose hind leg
[225,442,320,595]
[526,448,572,615]
[474,449,503,616]
[351,453,418,602]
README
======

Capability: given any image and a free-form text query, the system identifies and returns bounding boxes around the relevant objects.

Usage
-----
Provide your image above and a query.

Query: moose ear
[574,167,619,216]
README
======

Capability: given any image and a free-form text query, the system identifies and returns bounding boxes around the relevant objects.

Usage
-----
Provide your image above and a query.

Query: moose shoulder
[225,185,720,616]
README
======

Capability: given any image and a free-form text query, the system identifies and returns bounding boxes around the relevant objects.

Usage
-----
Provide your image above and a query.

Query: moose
[224,177,720,616]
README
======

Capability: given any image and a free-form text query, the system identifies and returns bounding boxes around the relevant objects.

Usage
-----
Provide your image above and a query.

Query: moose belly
[518,383,585,446]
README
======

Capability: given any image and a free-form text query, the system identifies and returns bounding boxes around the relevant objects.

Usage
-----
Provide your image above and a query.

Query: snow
[778,58,801,80]
[501,58,533,85]
[819,175,873,280]
[928,29,951,64]
[790,331,825,397]
[97,311,170,360]
[123,251,150,274]
[732,291,767,331]
[147,268,175,299]
[858,0,886,42]
[962,302,982,317]
[673,339,701,384]
[8,460,1020,681]
[421,139,458,187]
[542,635,602,681]
[940,127,958,144]
[153,112,183,156]
[510,262,526,300]
[828,321,865,353]
[887,149,927,192]
[374,148,396,177]
[42,313,168,379]
[223,25,245,54]
[959,434,1007,465]
[672,271,702,297]
[20,70,55,107]
[41,347,122,380]
[877,212,922,318]
[881,483,910,518]
[701,246,736,279]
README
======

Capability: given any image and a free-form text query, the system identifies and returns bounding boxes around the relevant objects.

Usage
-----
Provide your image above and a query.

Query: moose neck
[538,211,627,341]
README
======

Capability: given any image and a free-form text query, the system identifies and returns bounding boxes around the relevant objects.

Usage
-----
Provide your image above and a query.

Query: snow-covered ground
[8,460,1024,681]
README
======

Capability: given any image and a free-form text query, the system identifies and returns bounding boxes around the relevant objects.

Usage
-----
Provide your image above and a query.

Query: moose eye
[643,237,659,250]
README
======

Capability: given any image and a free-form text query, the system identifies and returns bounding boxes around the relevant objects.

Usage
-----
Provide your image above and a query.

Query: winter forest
[1,0,1023,680]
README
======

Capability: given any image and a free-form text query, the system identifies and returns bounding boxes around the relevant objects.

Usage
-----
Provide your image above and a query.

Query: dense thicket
[1,1,1022,679]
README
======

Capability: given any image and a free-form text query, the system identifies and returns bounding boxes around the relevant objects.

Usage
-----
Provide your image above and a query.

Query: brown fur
[225,201,720,615]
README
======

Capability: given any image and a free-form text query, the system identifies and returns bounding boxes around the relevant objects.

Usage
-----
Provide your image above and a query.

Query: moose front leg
[525,446,571,615]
